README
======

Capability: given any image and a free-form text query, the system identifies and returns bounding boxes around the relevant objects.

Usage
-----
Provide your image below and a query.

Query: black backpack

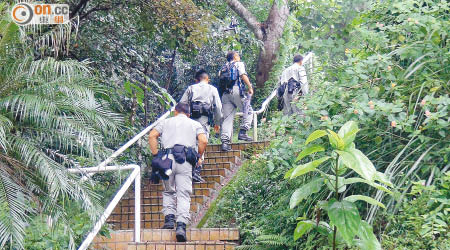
[218,62,239,97]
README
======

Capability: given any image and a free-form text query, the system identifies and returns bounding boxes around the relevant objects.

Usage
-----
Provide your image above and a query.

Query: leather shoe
[238,129,253,142]
[176,222,187,242]
[162,214,175,229]
[221,142,231,152]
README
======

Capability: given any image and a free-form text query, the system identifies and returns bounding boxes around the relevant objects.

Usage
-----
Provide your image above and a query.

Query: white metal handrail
[236,52,314,140]
[70,107,174,250]
[69,164,141,250]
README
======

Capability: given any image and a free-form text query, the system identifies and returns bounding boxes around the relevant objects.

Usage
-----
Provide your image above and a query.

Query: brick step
[206,141,269,151]
[202,162,235,170]
[110,211,165,221]
[202,175,224,184]
[118,195,208,206]
[127,188,214,199]
[129,241,237,250]
[93,228,240,247]
[142,182,220,191]
[204,156,240,164]
[113,203,201,214]
[200,168,231,177]
[205,150,241,158]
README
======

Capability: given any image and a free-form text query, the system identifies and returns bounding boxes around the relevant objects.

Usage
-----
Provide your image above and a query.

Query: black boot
[192,165,206,183]
[176,222,187,242]
[221,142,231,152]
[238,129,253,142]
[162,214,175,229]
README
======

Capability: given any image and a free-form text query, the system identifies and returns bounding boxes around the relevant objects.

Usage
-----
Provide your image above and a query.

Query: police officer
[180,69,223,182]
[148,102,207,242]
[220,51,254,151]
[279,54,309,115]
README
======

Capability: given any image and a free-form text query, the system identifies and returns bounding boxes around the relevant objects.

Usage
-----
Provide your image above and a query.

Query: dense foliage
[204,0,449,249]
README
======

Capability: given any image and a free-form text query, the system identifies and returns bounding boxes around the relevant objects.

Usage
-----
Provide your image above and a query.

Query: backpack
[287,77,301,94]
[218,62,239,97]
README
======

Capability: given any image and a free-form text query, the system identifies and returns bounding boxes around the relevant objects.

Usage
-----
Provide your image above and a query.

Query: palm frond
[28,58,91,82]
[0,164,33,249]
[0,115,12,152]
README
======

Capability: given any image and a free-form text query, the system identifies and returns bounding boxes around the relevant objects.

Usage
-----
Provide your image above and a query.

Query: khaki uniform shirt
[180,81,223,124]
[154,114,204,149]
[279,63,309,95]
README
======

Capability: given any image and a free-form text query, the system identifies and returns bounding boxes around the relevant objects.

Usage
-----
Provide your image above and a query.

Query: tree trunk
[226,0,289,88]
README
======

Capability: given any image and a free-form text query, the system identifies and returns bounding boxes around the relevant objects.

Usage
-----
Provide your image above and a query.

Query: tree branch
[70,0,90,19]
[225,0,263,40]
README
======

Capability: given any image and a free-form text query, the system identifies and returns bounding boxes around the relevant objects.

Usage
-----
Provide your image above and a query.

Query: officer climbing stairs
[92,141,269,250]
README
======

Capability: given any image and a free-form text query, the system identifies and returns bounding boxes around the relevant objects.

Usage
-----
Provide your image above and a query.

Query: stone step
[206,141,269,151]
[128,241,237,250]
[93,228,240,248]
[204,156,240,165]
[118,195,208,206]
[205,150,241,158]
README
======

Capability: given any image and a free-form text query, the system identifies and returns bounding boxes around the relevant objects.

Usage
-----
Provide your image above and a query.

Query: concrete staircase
[92,142,268,250]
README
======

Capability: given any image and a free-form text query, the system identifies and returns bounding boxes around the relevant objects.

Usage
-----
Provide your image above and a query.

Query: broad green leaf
[344,177,392,194]
[296,144,325,162]
[355,221,381,250]
[291,157,330,179]
[375,172,393,187]
[284,167,294,179]
[294,221,314,241]
[338,121,359,148]
[305,130,327,145]
[344,195,386,209]
[336,149,376,182]
[328,199,362,244]
[327,130,344,150]
[290,178,324,209]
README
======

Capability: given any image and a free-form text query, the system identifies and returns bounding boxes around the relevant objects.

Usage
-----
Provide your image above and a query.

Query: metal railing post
[134,168,141,243]
[253,113,258,141]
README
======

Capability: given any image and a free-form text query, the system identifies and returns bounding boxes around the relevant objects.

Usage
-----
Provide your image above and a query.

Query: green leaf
[290,178,324,209]
[305,130,327,145]
[355,221,381,250]
[344,177,392,194]
[375,172,393,187]
[344,195,386,209]
[336,149,376,182]
[338,121,359,148]
[328,199,362,244]
[294,221,314,241]
[327,130,344,150]
[296,144,325,162]
[290,157,330,179]
[284,167,294,179]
